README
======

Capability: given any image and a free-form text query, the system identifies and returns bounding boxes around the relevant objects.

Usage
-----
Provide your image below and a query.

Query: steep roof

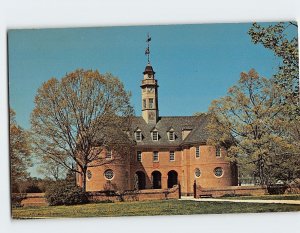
[130,114,210,147]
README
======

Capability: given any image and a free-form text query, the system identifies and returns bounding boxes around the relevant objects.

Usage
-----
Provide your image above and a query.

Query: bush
[26,185,43,193]
[267,185,287,195]
[11,193,26,208]
[45,182,88,206]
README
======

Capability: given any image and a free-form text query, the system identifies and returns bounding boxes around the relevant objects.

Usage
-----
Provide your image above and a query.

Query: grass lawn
[220,194,300,200]
[12,200,300,219]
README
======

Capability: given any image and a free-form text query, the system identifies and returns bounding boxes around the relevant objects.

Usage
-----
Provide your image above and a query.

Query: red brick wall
[78,145,238,196]
[88,185,180,202]
[195,185,267,198]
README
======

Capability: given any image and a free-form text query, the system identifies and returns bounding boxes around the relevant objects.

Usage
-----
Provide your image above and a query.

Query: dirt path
[180,196,300,205]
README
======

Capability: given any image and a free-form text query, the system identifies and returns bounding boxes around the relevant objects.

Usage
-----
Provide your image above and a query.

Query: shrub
[11,193,26,208]
[267,185,287,195]
[45,182,88,206]
[26,184,43,193]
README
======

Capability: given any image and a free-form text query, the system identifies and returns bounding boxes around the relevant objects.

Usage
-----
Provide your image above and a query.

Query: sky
[8,22,295,177]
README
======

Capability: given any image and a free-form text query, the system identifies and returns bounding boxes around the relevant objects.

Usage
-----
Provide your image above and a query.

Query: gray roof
[130,114,209,147]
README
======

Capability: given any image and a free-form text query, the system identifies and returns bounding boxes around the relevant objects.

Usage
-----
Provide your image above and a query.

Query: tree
[248,22,298,106]
[248,22,300,184]
[37,158,67,181]
[207,69,299,185]
[31,69,134,191]
[9,109,32,193]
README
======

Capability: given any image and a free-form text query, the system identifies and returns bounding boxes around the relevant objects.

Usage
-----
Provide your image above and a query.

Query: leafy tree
[31,69,134,191]
[207,69,299,185]
[248,22,298,106]
[37,158,67,181]
[9,109,32,193]
[248,22,300,184]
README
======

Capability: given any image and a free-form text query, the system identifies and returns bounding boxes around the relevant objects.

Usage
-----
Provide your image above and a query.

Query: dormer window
[152,131,158,141]
[216,147,221,157]
[106,149,112,159]
[135,130,142,141]
[134,128,142,142]
[167,128,175,141]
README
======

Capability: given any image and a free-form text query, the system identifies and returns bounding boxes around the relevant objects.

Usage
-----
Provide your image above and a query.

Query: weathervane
[145,33,151,63]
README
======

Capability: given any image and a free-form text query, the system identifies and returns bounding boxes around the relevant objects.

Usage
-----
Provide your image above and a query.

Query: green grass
[12,200,300,219]
[220,194,300,200]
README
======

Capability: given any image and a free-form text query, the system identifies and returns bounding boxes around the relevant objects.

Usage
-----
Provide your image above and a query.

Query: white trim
[169,151,175,161]
[153,151,159,162]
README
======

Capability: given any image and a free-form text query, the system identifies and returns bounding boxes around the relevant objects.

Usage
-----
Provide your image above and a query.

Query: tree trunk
[82,167,87,192]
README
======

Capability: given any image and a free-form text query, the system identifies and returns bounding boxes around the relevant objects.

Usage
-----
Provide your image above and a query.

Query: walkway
[180,196,300,205]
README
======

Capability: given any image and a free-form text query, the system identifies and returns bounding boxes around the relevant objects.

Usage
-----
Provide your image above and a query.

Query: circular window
[214,167,223,177]
[87,170,92,180]
[104,169,114,180]
[195,168,201,178]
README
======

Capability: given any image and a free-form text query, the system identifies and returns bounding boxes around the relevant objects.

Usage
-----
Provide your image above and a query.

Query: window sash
[216,147,221,157]
[149,98,154,109]
[136,131,142,141]
[195,146,200,158]
[169,151,175,161]
[106,150,112,159]
[137,151,142,162]
[152,131,158,141]
[153,151,159,162]
[169,131,174,141]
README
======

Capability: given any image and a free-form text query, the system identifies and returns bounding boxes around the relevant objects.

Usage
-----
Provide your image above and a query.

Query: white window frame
[169,151,175,161]
[135,131,142,141]
[216,147,221,157]
[195,146,200,158]
[153,151,159,162]
[169,131,175,141]
[152,131,158,141]
[106,149,112,159]
[137,151,142,162]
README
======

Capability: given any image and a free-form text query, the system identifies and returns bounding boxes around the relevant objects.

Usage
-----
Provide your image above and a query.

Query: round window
[195,168,201,178]
[104,169,114,180]
[87,170,92,180]
[214,167,223,177]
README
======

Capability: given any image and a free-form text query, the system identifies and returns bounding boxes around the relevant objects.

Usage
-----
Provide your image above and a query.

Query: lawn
[12,200,300,219]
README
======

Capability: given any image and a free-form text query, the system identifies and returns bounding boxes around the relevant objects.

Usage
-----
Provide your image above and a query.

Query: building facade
[77,62,238,196]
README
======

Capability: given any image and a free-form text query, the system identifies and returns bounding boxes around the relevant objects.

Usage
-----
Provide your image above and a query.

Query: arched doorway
[135,171,146,190]
[167,170,178,188]
[151,171,161,189]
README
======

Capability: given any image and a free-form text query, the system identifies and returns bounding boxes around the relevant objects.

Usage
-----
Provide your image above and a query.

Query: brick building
[77,60,238,196]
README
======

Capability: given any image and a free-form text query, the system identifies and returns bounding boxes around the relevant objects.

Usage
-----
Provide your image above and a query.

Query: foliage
[37,158,67,181]
[11,200,300,218]
[45,181,88,206]
[248,22,298,105]
[31,69,134,191]
[25,184,43,193]
[207,69,292,184]
[11,193,26,208]
[9,109,32,193]
[207,22,300,185]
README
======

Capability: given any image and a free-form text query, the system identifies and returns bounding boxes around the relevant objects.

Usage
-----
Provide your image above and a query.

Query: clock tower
[141,34,159,124]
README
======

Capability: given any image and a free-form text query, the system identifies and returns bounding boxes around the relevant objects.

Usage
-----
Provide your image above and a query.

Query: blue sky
[8,22,294,177]
[8,23,289,130]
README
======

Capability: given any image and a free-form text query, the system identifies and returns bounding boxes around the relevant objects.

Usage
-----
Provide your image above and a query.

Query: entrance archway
[151,171,162,189]
[135,171,146,190]
[167,170,178,188]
